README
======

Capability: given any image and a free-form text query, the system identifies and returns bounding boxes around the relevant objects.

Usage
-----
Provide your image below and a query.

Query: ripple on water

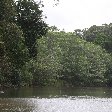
[27,96,112,112]
[1,96,112,112]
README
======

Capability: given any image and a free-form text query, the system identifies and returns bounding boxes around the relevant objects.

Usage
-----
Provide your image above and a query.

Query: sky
[37,0,112,32]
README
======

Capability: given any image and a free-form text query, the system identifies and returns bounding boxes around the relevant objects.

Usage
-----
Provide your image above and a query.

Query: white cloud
[38,0,112,32]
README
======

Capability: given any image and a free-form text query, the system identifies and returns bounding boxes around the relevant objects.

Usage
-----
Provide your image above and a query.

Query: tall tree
[15,0,48,58]
[0,0,28,86]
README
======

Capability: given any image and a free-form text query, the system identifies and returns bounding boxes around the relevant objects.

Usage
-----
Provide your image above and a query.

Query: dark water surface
[1,87,112,112]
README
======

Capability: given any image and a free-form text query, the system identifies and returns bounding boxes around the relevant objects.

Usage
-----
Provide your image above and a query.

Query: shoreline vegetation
[1,0,112,88]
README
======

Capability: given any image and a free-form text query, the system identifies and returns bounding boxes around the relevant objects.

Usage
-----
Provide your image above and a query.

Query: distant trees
[80,24,112,86]
[82,24,112,53]
[34,31,111,86]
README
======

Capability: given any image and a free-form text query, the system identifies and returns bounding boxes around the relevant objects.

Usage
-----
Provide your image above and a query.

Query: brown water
[0,87,112,112]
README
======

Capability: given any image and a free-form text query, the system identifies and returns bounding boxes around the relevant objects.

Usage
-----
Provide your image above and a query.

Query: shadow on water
[0,98,34,112]
[1,86,112,98]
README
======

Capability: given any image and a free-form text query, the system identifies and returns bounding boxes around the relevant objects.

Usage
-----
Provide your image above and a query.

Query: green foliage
[0,22,28,68]
[0,0,28,86]
[34,31,111,86]
[15,0,48,58]
[20,60,34,86]
[0,22,28,85]
[35,35,62,85]
[48,25,60,32]
[0,0,112,87]
[83,24,112,53]
[0,0,47,87]
[0,0,16,22]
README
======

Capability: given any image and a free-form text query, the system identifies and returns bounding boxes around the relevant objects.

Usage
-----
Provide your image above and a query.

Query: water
[0,87,112,112]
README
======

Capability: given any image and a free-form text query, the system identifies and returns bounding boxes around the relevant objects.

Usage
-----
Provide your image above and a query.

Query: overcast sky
[38,0,112,32]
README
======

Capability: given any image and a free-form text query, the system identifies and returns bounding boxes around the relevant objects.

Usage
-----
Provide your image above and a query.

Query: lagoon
[0,87,112,112]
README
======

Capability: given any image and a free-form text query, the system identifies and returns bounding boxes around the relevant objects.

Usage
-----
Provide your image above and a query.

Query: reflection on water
[1,87,112,112]
[0,97,112,112]
[1,87,112,98]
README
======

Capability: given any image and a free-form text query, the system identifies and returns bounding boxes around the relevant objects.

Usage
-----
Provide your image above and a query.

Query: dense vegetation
[0,0,112,87]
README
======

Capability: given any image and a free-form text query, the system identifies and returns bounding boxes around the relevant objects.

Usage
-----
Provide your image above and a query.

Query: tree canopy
[1,0,112,87]
[15,0,48,58]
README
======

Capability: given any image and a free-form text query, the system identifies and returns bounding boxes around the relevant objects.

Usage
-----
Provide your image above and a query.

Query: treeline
[0,0,48,87]
[1,0,112,87]
[36,31,112,87]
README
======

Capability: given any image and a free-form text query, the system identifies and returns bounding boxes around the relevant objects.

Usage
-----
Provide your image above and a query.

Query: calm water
[1,87,112,112]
